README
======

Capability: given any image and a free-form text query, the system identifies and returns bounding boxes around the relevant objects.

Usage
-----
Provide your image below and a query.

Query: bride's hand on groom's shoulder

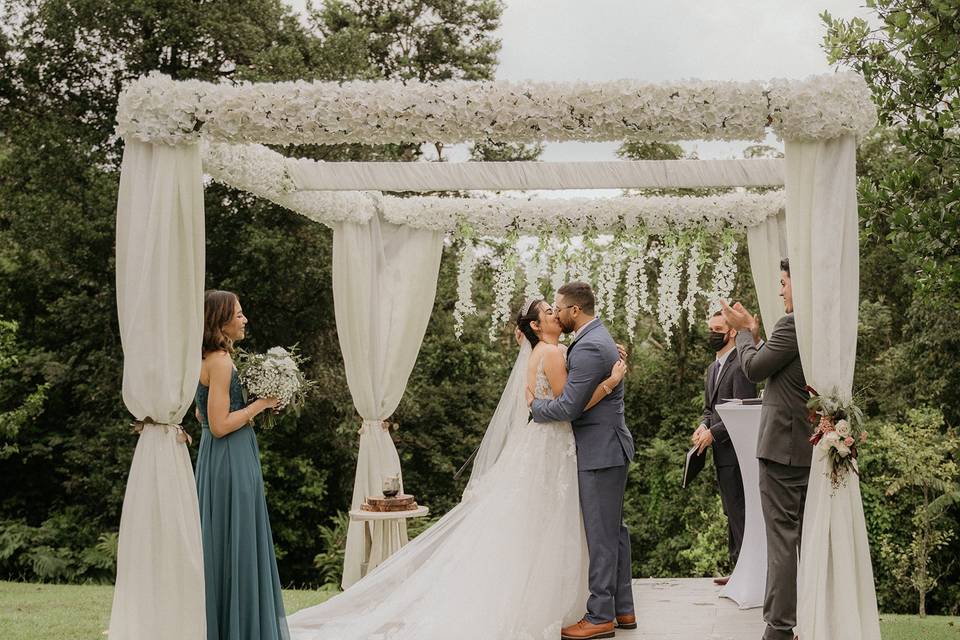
[610,359,627,385]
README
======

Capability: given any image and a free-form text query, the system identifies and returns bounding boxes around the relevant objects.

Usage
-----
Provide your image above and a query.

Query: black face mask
[708,331,730,352]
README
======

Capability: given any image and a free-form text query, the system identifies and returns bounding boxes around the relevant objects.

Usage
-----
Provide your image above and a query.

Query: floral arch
[111,71,876,637]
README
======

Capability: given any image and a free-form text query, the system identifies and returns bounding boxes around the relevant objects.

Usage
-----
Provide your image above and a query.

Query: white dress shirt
[573,317,599,342]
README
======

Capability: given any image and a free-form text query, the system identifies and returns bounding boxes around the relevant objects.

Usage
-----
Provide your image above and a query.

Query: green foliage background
[0,0,958,617]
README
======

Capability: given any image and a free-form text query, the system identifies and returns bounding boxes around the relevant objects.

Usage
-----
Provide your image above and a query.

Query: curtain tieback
[358,419,399,435]
[131,417,193,445]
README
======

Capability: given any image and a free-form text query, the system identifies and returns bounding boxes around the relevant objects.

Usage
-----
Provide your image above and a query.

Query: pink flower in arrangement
[844,436,855,447]
[818,416,836,432]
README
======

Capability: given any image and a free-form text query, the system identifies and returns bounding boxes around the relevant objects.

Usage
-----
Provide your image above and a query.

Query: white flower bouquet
[235,345,314,429]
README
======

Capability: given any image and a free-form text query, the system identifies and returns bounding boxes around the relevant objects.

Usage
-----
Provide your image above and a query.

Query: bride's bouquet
[806,386,867,491]
[235,345,314,429]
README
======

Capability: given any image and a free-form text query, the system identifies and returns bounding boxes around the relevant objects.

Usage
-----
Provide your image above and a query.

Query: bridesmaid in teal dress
[195,290,288,640]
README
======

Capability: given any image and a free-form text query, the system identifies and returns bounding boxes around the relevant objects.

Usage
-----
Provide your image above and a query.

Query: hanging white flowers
[656,236,686,344]
[683,233,706,328]
[489,237,520,342]
[549,237,570,294]
[453,236,478,339]
[523,236,549,302]
[623,235,650,339]
[706,232,739,314]
[595,240,626,325]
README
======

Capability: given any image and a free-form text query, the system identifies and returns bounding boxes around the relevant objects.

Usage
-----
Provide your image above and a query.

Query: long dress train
[288,355,589,640]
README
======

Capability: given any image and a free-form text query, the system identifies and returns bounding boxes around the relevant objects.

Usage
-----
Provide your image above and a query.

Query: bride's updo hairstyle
[203,289,239,356]
[516,299,545,348]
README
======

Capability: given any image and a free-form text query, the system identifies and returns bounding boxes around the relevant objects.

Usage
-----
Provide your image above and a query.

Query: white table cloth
[715,402,766,609]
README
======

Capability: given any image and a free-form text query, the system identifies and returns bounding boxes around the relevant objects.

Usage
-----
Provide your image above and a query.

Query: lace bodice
[534,357,555,400]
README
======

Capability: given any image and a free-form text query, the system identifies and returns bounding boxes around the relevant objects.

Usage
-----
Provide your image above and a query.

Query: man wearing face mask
[691,311,758,585]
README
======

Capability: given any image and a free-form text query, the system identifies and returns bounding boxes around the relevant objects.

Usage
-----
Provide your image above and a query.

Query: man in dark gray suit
[691,311,757,582]
[529,282,636,640]
[721,258,809,640]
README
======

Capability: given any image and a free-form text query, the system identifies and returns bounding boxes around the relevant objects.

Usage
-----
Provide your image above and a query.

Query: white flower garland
[118,72,876,146]
[202,142,378,226]
[381,191,784,235]
[200,142,785,233]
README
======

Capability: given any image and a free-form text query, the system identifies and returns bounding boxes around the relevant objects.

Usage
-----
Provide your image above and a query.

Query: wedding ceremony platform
[112,71,881,639]
[626,579,765,639]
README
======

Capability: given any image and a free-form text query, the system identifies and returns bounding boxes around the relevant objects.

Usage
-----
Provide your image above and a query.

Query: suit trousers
[715,463,745,568]
[578,461,633,623]
[758,459,809,640]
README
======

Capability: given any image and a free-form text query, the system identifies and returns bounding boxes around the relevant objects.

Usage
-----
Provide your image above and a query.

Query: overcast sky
[285,1,874,180]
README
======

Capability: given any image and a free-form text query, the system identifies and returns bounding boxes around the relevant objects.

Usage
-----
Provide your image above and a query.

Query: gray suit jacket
[531,319,636,471]
[735,313,811,467]
[702,348,757,467]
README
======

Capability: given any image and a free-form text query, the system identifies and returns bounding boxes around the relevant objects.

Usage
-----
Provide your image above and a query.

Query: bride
[289,299,627,640]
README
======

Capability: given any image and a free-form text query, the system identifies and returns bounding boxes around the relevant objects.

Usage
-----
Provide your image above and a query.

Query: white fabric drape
[785,136,880,640]
[746,208,788,340]
[334,211,444,589]
[288,158,785,191]
[110,140,206,640]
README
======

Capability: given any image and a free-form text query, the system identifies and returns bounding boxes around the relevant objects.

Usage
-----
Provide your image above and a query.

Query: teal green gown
[195,368,289,640]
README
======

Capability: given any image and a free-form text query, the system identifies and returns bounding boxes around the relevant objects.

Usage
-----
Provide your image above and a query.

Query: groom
[529,281,636,640]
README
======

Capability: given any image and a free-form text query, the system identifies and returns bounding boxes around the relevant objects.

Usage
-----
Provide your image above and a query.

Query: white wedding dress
[289,342,588,640]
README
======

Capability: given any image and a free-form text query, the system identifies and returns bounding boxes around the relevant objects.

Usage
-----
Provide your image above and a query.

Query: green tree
[876,409,960,616]
[822,2,960,298]
[0,0,509,587]
[309,0,503,82]
[0,319,48,460]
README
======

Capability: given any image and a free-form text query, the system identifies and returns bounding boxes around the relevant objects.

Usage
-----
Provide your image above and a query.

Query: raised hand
[719,299,758,333]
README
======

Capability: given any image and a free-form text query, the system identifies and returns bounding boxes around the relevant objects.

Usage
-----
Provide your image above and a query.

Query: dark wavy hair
[557,281,595,315]
[202,289,239,356]
[516,299,545,348]
[780,257,790,276]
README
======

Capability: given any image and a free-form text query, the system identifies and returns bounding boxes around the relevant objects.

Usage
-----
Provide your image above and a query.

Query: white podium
[715,402,766,609]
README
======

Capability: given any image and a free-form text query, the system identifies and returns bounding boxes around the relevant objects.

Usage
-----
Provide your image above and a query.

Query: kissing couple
[289,281,637,640]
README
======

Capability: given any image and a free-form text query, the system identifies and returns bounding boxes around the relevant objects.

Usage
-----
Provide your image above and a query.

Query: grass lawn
[0,581,335,640]
[878,613,960,640]
[2,580,959,639]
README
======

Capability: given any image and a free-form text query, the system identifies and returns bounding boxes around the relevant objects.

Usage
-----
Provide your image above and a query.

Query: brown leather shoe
[615,613,637,629]
[713,575,730,586]
[560,618,615,639]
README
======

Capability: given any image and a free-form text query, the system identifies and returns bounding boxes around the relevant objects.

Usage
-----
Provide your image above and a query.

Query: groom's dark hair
[780,257,790,276]
[557,281,595,315]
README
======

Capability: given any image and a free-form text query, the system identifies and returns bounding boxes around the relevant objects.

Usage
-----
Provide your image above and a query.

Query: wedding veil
[464,337,532,494]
